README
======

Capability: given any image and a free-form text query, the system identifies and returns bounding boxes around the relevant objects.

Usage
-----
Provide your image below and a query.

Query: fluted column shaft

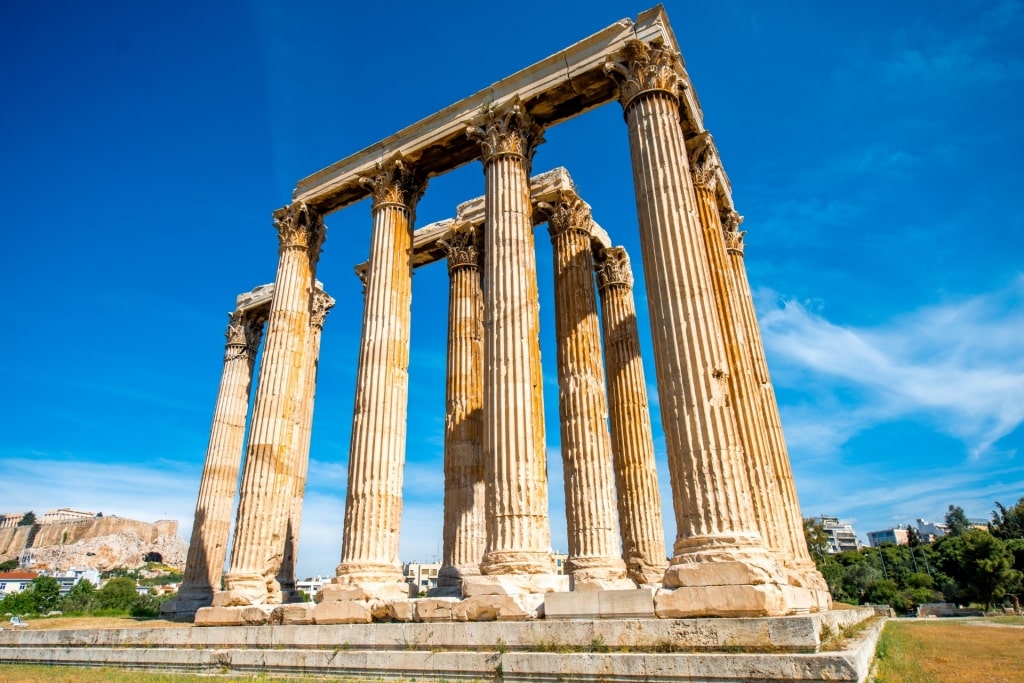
[607,42,786,600]
[689,153,789,563]
[722,217,819,575]
[468,100,553,574]
[336,157,425,586]
[545,195,626,585]
[279,289,334,600]
[596,247,667,586]
[437,227,486,586]
[223,203,324,605]
[176,309,265,608]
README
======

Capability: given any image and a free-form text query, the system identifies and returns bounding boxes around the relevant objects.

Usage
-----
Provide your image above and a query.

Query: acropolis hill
[0,508,186,572]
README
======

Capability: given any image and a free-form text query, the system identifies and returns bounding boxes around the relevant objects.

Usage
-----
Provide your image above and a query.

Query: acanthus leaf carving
[721,210,746,254]
[538,190,592,240]
[310,289,336,329]
[358,153,427,212]
[272,201,326,266]
[466,97,545,171]
[595,246,634,291]
[437,223,480,273]
[604,40,684,113]
[686,131,719,190]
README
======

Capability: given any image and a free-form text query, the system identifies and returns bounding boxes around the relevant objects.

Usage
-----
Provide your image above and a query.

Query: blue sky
[1,1,1021,579]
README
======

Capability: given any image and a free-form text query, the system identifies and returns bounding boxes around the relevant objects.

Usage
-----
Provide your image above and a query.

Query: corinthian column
[279,287,335,602]
[721,211,831,607]
[435,225,486,592]
[220,202,325,606]
[606,40,789,616]
[165,306,266,618]
[595,247,667,586]
[466,98,555,578]
[686,134,787,563]
[541,193,630,590]
[332,154,425,599]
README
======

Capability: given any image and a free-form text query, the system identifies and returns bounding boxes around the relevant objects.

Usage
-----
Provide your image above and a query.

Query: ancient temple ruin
[165,6,832,624]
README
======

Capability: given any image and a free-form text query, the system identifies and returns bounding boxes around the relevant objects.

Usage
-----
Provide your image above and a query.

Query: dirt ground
[6,616,185,631]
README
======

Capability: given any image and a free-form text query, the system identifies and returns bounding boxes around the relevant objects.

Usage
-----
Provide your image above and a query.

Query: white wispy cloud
[759,276,1024,458]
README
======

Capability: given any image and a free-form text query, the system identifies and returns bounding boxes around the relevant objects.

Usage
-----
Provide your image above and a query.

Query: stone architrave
[435,224,487,591]
[686,135,789,562]
[333,154,426,597]
[466,98,556,578]
[541,192,630,590]
[220,202,325,606]
[164,306,266,617]
[279,287,335,602]
[721,211,831,605]
[606,40,790,616]
[594,247,667,586]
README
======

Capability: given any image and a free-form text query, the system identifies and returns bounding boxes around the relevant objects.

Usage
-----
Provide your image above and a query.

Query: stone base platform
[0,608,883,682]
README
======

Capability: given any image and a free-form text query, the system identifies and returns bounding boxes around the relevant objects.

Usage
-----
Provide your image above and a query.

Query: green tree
[936,529,1021,610]
[97,577,140,612]
[803,517,830,561]
[0,559,18,572]
[0,589,34,615]
[61,579,98,613]
[945,505,972,536]
[18,512,36,526]
[989,497,1024,540]
[28,576,62,613]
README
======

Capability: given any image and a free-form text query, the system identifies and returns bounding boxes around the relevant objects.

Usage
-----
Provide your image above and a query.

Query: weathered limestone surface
[436,225,486,589]
[164,301,266,618]
[222,203,324,606]
[595,247,667,586]
[543,193,630,590]
[279,288,335,602]
[335,156,426,595]
[606,40,789,614]
[467,99,555,578]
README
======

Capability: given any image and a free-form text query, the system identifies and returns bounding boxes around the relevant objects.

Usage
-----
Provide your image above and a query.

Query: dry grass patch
[873,618,1024,682]
[10,616,184,631]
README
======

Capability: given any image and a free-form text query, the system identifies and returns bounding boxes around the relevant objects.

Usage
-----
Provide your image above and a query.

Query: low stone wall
[0,610,884,682]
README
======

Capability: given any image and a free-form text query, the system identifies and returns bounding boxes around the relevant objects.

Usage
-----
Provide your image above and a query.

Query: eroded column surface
[279,288,335,602]
[332,155,425,599]
[220,203,325,606]
[721,211,831,607]
[165,307,266,617]
[543,193,630,590]
[466,98,555,578]
[595,247,667,586]
[435,225,486,592]
[606,40,789,616]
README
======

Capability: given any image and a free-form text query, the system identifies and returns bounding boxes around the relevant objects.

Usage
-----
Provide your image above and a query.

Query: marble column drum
[279,288,335,602]
[436,225,487,591]
[595,247,667,586]
[332,155,425,599]
[721,212,832,606]
[220,202,325,606]
[467,99,555,577]
[166,307,266,617]
[606,40,789,616]
[543,193,630,590]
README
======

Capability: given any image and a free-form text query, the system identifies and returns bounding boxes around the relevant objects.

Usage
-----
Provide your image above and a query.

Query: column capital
[466,97,545,170]
[358,154,427,213]
[604,40,684,113]
[272,201,326,262]
[722,211,746,255]
[437,224,480,273]
[224,310,267,359]
[686,131,719,190]
[539,191,592,240]
[310,289,336,329]
[595,246,634,291]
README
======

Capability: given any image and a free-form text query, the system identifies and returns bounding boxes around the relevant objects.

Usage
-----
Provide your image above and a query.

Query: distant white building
[0,571,38,597]
[867,527,910,547]
[916,518,948,543]
[47,568,101,596]
[817,516,862,554]
[295,576,330,600]
[404,562,441,592]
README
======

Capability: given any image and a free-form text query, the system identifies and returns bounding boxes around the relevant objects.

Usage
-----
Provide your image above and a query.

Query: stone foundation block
[319,581,413,602]
[278,603,315,625]
[416,597,460,622]
[599,588,655,618]
[654,584,789,618]
[545,591,599,619]
[662,559,780,588]
[387,599,416,622]
[572,577,639,592]
[193,606,270,626]
[312,600,373,624]
[453,593,545,621]
[211,589,267,607]
[461,573,569,597]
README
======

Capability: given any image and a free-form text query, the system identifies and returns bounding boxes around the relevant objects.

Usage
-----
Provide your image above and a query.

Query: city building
[295,576,330,600]
[0,571,38,597]
[403,562,441,593]
[817,516,862,554]
[915,518,948,543]
[866,527,910,547]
